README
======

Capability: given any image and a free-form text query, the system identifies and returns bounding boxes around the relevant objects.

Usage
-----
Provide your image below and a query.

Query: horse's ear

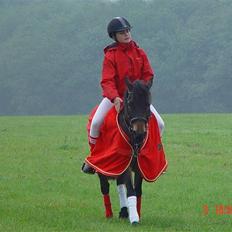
[147,78,153,89]
[125,77,133,91]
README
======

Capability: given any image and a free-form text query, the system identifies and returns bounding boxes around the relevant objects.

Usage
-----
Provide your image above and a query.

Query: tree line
[0,0,231,115]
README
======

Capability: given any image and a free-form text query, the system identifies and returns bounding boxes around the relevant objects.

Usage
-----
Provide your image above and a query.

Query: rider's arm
[101,54,119,102]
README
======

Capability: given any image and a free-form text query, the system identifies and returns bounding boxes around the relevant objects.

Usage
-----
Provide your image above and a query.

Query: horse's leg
[134,171,143,218]
[124,169,139,224]
[98,173,113,218]
[117,173,128,218]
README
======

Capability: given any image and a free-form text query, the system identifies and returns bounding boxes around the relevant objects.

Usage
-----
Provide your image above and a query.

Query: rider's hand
[113,97,123,113]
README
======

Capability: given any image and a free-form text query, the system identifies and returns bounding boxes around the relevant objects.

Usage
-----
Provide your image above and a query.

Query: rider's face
[115,29,132,43]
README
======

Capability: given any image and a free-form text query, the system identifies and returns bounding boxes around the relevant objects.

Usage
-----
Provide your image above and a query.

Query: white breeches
[90,98,114,139]
[89,97,165,140]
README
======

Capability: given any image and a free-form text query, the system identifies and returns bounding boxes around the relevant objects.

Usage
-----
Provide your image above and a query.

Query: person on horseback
[86,16,164,157]
[82,17,167,222]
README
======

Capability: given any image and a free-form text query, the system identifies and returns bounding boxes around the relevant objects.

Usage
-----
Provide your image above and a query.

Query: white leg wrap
[117,184,127,208]
[128,196,139,224]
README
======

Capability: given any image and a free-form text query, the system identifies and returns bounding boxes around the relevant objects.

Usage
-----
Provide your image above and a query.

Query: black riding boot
[81,162,95,174]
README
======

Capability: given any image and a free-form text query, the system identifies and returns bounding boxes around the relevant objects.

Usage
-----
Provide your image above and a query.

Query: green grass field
[0,114,231,232]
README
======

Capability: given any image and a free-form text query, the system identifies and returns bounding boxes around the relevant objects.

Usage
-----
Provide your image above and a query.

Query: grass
[0,114,232,231]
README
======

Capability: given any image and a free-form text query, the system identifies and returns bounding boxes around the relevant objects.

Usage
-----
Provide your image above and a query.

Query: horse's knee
[101,182,109,195]
[126,186,135,197]
[134,173,143,197]
[117,175,125,185]
[135,180,142,197]
[124,176,135,197]
[135,185,142,197]
[98,174,110,195]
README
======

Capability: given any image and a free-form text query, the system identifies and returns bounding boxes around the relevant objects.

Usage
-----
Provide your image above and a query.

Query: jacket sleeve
[101,53,119,102]
[140,49,155,82]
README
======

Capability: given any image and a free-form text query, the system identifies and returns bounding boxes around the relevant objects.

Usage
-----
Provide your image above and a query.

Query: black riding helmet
[107,17,132,38]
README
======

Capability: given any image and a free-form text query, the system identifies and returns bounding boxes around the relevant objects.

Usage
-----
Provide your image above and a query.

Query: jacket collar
[104,40,139,53]
[117,40,138,51]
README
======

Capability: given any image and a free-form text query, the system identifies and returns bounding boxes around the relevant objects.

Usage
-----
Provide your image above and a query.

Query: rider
[83,17,164,172]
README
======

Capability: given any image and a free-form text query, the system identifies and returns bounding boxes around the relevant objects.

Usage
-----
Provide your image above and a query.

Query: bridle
[125,90,148,126]
[123,89,150,158]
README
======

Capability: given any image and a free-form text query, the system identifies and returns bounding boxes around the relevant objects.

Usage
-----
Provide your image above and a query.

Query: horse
[82,78,167,224]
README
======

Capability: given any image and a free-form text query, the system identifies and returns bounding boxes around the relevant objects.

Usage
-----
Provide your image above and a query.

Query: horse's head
[123,78,152,156]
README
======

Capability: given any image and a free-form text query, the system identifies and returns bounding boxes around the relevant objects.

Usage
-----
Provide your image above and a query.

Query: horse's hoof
[119,207,128,219]
[106,214,113,218]
[81,163,95,174]
[131,221,139,226]
[105,212,113,218]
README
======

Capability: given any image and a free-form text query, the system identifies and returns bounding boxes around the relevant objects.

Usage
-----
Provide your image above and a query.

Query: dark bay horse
[83,78,166,224]
[98,78,152,224]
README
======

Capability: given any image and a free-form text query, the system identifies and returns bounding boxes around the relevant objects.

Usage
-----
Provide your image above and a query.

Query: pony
[82,78,167,224]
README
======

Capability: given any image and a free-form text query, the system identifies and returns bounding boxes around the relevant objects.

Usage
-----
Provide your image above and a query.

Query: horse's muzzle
[130,117,147,134]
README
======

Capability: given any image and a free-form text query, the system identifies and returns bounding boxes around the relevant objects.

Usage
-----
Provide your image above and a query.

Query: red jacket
[101,41,154,102]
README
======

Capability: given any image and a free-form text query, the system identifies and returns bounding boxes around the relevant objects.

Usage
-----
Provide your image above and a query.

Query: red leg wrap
[103,194,113,218]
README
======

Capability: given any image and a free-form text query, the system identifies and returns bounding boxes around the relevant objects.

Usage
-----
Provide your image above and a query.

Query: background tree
[0,0,231,115]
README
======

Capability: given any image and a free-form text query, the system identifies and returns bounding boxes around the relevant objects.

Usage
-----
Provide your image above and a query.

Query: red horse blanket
[85,108,168,182]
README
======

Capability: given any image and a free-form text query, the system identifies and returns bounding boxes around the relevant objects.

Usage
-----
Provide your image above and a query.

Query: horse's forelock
[133,80,149,96]
[124,80,150,107]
